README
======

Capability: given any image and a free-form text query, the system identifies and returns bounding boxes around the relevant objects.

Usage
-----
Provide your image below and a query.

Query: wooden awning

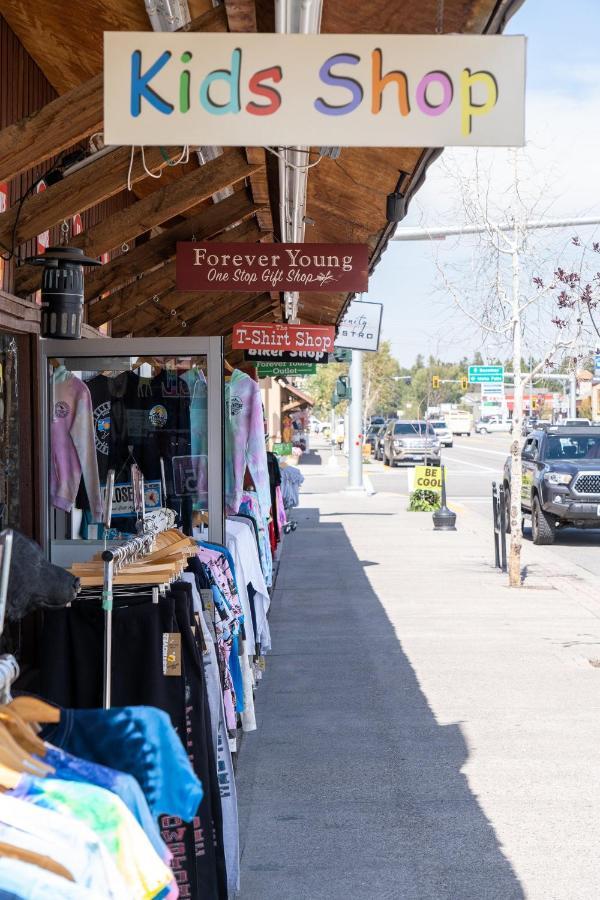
[0,0,524,340]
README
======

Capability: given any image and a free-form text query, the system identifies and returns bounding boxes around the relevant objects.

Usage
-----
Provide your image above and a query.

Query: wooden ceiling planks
[0,145,186,252]
[14,151,263,295]
[91,217,263,331]
[0,1,223,93]
[0,72,103,184]
[0,0,523,342]
[85,190,263,307]
[143,290,268,338]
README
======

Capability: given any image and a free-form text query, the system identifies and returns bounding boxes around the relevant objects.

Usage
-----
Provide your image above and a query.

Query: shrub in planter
[408,489,440,512]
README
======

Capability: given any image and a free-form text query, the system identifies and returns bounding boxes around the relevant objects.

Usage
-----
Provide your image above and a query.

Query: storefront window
[0,335,21,530]
[47,354,209,548]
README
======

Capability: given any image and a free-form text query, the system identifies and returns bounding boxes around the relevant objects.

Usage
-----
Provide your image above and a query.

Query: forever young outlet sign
[176,242,368,292]
[233,322,335,353]
[104,33,526,147]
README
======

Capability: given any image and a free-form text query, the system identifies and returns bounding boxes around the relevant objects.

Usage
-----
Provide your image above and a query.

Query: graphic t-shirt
[40,705,203,821]
[9,776,174,900]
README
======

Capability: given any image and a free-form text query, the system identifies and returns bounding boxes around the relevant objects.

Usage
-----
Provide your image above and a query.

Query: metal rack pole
[101,548,115,709]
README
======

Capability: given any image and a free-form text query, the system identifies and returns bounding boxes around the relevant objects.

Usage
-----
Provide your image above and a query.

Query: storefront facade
[0,1,524,897]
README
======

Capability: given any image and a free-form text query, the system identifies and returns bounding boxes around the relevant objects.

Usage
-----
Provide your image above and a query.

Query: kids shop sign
[176,242,368,292]
[104,33,526,147]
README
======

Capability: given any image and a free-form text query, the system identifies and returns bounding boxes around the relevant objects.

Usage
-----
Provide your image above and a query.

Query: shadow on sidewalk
[237,507,525,900]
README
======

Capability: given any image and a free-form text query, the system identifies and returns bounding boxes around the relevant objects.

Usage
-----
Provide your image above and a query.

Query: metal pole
[101,550,114,710]
[392,215,600,242]
[569,372,577,418]
[348,349,363,489]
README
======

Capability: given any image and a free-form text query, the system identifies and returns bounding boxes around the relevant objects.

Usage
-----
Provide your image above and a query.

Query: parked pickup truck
[503,426,600,544]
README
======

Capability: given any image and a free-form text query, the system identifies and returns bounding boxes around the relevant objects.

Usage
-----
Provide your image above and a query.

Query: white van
[446,411,473,436]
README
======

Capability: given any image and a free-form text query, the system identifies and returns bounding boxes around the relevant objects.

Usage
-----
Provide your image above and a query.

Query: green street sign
[273,442,293,456]
[257,362,317,377]
[468,365,504,384]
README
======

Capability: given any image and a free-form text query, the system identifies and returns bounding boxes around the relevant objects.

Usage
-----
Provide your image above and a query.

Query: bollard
[432,465,457,531]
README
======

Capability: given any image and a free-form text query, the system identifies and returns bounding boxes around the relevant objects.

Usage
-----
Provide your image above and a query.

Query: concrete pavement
[236,459,600,899]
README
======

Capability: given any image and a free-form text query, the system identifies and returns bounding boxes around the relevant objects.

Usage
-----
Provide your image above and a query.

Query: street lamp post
[348,349,364,490]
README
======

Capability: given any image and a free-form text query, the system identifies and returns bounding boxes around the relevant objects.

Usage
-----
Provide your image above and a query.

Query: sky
[366,0,600,366]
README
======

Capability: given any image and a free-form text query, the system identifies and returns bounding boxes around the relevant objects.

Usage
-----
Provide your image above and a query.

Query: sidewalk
[236,484,600,899]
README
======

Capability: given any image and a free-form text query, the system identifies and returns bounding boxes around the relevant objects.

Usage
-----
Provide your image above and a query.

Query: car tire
[532,496,555,545]
[479,427,488,434]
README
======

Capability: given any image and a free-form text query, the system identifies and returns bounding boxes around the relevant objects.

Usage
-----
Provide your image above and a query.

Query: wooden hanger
[7,696,60,726]
[0,707,47,757]
[0,841,75,882]
[0,723,50,777]
[132,356,163,373]
[0,764,21,790]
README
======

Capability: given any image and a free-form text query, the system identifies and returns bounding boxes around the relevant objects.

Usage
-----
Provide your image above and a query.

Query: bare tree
[431,149,599,586]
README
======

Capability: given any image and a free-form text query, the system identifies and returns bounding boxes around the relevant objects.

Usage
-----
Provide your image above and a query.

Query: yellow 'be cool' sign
[414,466,442,490]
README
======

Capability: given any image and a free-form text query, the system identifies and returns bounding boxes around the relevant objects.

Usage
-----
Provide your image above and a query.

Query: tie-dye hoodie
[51,368,103,520]
[224,370,271,525]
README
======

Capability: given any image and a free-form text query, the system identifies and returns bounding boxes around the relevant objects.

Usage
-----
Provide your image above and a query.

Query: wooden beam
[85,191,262,308]
[110,221,262,334]
[15,152,263,296]
[0,6,229,183]
[88,214,261,329]
[0,74,104,184]
[222,307,275,349]
[0,145,182,253]
[171,294,275,338]
[142,291,265,338]
[119,287,254,338]
[122,287,258,338]
[224,0,257,32]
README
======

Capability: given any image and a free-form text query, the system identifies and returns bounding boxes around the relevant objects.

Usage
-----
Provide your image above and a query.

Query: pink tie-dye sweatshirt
[51,369,103,520]
[224,370,271,524]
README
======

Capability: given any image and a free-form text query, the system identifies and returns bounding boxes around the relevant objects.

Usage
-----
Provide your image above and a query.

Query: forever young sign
[176,242,368,292]
[104,34,526,148]
[233,322,335,353]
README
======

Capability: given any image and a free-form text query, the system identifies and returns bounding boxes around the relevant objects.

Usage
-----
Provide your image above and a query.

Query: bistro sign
[233,322,335,353]
[104,34,526,148]
[335,300,383,352]
[176,242,368,292]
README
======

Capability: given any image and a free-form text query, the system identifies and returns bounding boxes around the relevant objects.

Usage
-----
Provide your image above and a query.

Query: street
[304,433,600,578]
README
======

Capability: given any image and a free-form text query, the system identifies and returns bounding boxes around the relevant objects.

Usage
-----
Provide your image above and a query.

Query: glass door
[40,337,224,564]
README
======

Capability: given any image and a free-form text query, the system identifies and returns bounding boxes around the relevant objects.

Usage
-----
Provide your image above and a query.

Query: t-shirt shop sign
[233,322,335,353]
[176,242,368,292]
[335,300,383,352]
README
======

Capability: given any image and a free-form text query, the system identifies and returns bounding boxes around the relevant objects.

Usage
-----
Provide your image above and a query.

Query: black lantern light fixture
[25,246,101,340]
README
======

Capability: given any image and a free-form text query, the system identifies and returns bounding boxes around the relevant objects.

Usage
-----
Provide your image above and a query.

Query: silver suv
[383,420,441,467]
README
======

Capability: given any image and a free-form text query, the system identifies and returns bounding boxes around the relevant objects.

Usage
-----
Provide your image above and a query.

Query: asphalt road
[302,433,600,577]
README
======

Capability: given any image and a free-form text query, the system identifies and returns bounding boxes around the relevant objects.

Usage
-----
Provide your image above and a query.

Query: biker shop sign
[177,242,368,292]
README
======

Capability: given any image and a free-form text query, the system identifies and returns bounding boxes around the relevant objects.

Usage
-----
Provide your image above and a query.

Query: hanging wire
[436,0,445,34]
[60,220,70,245]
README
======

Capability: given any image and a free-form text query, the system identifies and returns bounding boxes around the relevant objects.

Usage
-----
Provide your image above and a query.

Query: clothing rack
[101,531,161,710]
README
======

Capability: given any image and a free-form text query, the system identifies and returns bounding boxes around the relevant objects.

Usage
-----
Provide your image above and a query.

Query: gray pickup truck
[503,425,600,544]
